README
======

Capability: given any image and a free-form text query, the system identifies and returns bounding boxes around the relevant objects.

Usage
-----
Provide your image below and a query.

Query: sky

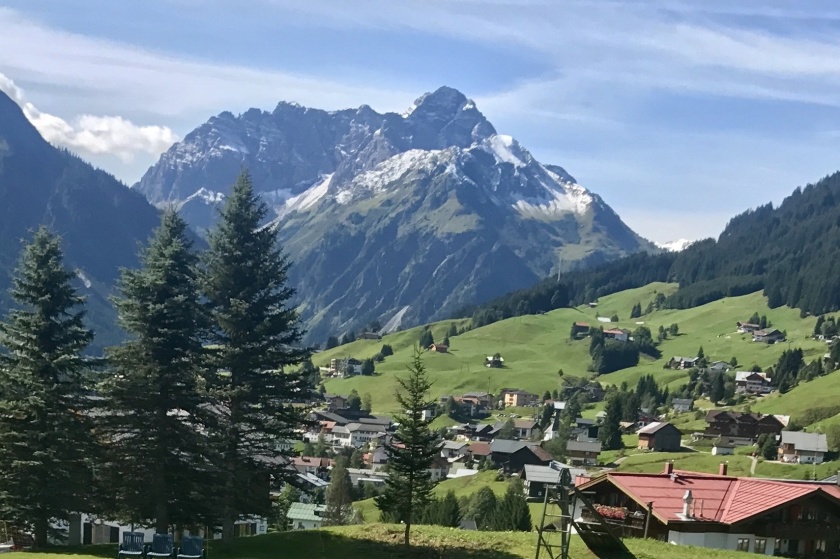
[3,1,840,243]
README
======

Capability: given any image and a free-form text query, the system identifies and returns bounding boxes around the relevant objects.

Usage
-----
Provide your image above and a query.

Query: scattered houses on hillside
[778,431,828,464]
[734,371,773,395]
[502,389,539,408]
[489,439,551,473]
[603,328,629,342]
[737,321,761,333]
[637,421,683,452]
[668,356,701,369]
[565,440,601,466]
[576,462,840,556]
[571,322,590,339]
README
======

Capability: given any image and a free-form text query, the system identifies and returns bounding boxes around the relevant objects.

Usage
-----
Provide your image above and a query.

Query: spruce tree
[375,349,439,546]
[599,395,623,451]
[202,171,310,541]
[0,228,97,547]
[323,461,354,526]
[100,211,210,533]
[470,486,497,530]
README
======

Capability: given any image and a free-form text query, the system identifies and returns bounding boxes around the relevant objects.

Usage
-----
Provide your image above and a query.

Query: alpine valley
[135,87,655,342]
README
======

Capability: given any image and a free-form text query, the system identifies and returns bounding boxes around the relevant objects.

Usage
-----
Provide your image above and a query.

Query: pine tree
[101,211,211,533]
[490,480,531,531]
[448,323,458,338]
[709,373,725,404]
[361,393,373,412]
[324,461,354,526]
[599,395,623,451]
[375,349,439,546]
[0,228,97,547]
[419,328,434,349]
[202,171,310,541]
[424,491,460,527]
[498,418,516,439]
[326,336,339,349]
[469,487,497,530]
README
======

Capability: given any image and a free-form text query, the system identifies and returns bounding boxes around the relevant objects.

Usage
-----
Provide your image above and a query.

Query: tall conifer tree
[375,349,439,546]
[100,211,210,533]
[0,228,97,547]
[323,461,354,526]
[203,171,309,541]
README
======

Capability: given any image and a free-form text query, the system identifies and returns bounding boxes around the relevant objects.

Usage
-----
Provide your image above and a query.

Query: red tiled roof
[581,470,840,526]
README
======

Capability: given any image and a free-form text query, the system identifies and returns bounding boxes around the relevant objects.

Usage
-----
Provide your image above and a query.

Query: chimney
[682,490,693,518]
[664,461,674,475]
[719,462,728,476]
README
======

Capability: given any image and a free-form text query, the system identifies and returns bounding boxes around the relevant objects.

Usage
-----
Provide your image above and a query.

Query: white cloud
[0,71,178,162]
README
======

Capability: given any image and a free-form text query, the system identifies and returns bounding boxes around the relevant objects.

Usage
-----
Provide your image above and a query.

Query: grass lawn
[315,284,830,413]
[5,524,775,559]
[615,450,754,477]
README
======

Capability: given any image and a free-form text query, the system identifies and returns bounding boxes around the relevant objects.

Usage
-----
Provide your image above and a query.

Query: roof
[490,439,535,455]
[287,502,327,522]
[461,391,490,398]
[566,440,602,453]
[524,464,563,484]
[527,445,554,462]
[296,472,329,488]
[603,328,627,335]
[672,398,693,405]
[579,470,840,526]
[637,421,680,436]
[468,442,491,456]
[443,440,468,450]
[574,322,590,327]
[780,431,828,452]
[735,371,769,382]
[514,419,537,429]
[292,456,333,468]
[705,410,783,425]
[553,401,567,410]
[754,329,783,337]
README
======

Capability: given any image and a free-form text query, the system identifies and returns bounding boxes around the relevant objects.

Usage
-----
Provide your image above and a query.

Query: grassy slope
[3,525,774,559]
[317,283,830,413]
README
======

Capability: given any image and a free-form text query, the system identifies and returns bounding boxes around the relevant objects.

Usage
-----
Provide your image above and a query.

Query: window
[755,538,767,554]
[737,538,750,552]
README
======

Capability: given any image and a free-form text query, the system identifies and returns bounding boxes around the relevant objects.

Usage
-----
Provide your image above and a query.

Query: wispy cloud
[0,72,178,162]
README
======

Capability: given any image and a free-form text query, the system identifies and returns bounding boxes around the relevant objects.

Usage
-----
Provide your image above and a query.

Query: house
[734,371,773,395]
[514,419,537,440]
[753,328,785,344]
[429,343,449,353]
[295,472,330,496]
[571,417,600,443]
[360,331,382,340]
[672,398,694,413]
[705,410,785,443]
[603,328,629,342]
[468,441,492,461]
[708,361,731,373]
[287,503,327,530]
[575,463,840,556]
[329,358,362,378]
[324,394,347,411]
[637,422,683,452]
[571,322,590,339]
[779,431,828,464]
[429,456,451,481]
[737,321,762,333]
[485,354,505,368]
[523,461,586,501]
[331,422,388,448]
[565,440,602,466]
[420,405,438,421]
[712,443,735,456]
[669,356,700,369]
[489,439,549,473]
[503,390,539,408]
[292,456,334,477]
[346,468,388,486]
[471,423,501,441]
[441,440,469,459]
[459,392,492,408]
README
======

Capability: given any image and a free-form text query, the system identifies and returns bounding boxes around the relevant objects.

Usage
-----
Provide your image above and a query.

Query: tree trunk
[403,522,410,547]
[34,515,48,549]
[155,498,169,534]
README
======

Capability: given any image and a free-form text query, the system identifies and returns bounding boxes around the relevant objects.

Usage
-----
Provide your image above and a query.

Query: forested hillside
[465,172,840,325]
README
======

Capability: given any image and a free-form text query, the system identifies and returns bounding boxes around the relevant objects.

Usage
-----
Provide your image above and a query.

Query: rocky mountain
[135,87,655,342]
[0,90,162,351]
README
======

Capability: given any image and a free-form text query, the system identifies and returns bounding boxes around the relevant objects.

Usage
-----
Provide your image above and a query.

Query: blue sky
[3,0,840,242]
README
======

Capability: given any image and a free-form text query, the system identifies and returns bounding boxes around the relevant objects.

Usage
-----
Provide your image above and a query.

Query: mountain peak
[402,86,495,149]
[405,86,467,116]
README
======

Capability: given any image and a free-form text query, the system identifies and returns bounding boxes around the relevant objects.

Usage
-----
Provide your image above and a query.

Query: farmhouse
[669,356,700,369]
[287,503,327,530]
[735,371,773,395]
[575,463,840,556]
[779,431,828,465]
[753,328,785,344]
[571,322,590,339]
[565,440,602,466]
[485,354,505,368]
[603,328,629,342]
[489,439,551,473]
[705,410,785,443]
[637,422,683,452]
[737,321,761,333]
[429,343,449,353]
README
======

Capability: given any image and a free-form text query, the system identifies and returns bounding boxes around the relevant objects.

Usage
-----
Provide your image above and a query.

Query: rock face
[0,90,163,351]
[135,86,655,341]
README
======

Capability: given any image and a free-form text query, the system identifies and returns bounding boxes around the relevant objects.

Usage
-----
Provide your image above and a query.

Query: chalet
[571,322,590,339]
[459,392,492,408]
[503,390,539,408]
[734,371,773,395]
[489,439,550,473]
[705,411,785,443]
[737,321,761,333]
[669,356,700,369]
[565,440,601,466]
[331,422,388,448]
[292,456,334,478]
[779,432,828,465]
[514,419,537,440]
[346,468,388,486]
[753,328,785,344]
[287,503,327,530]
[468,441,492,461]
[523,461,586,501]
[576,463,840,556]
[441,440,469,459]
[429,456,451,481]
[485,354,505,368]
[471,423,501,441]
[429,343,449,353]
[672,398,694,413]
[708,361,731,373]
[324,394,347,411]
[603,328,629,342]
[637,422,682,452]
[360,331,382,340]
[571,417,600,442]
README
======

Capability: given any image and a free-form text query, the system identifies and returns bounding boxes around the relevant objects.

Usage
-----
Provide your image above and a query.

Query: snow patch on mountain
[483,134,528,168]
[381,305,411,334]
[656,239,694,252]
[286,174,332,212]
[183,187,225,205]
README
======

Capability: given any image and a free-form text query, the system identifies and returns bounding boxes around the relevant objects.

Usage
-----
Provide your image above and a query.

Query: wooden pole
[643,502,653,538]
